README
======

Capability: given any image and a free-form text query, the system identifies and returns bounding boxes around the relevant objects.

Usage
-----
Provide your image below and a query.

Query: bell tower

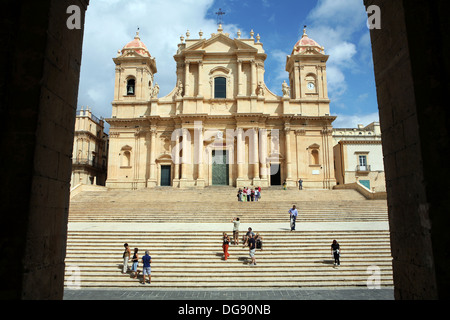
[111,31,157,118]
[285,27,330,115]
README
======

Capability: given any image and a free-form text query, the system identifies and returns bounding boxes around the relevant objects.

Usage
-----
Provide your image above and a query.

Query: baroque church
[105,25,336,189]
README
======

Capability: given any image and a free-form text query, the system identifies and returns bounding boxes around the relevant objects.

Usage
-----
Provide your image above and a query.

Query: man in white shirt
[289,205,298,231]
[232,217,240,245]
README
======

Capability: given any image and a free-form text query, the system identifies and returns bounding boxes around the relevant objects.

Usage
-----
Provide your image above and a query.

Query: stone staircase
[68,188,389,223]
[65,188,393,289]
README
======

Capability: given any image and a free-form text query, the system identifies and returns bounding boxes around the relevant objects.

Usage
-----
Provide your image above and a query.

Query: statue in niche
[174,79,184,98]
[282,80,290,97]
[256,81,265,97]
[151,83,160,98]
[163,138,170,152]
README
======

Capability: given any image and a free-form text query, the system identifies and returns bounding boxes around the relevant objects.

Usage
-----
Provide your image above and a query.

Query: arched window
[214,77,226,98]
[127,78,135,95]
[311,149,319,165]
[120,145,132,167]
[122,151,131,167]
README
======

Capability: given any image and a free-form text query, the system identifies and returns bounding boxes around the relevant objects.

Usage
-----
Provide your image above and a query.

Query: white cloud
[77,0,218,120]
[326,65,347,99]
[331,112,379,128]
[305,0,369,101]
[307,0,367,31]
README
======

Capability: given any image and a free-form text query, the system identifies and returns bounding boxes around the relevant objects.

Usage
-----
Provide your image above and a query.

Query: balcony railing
[72,158,107,171]
[356,165,371,172]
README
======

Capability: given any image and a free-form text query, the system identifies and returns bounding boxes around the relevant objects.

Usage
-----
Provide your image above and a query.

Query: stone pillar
[294,65,301,99]
[181,128,188,180]
[251,60,257,96]
[0,0,89,299]
[196,126,205,187]
[259,128,268,182]
[173,129,180,187]
[252,127,260,184]
[236,127,245,186]
[364,0,450,299]
[197,61,203,98]
[237,60,243,97]
[284,125,294,186]
[147,128,157,187]
[184,62,190,97]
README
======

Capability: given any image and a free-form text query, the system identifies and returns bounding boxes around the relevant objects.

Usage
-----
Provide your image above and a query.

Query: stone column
[237,60,243,96]
[181,128,188,180]
[284,125,294,186]
[173,129,180,186]
[184,62,190,97]
[251,60,257,96]
[236,127,244,186]
[294,65,301,99]
[196,126,205,187]
[252,127,260,183]
[147,128,157,187]
[197,61,203,97]
[259,128,268,182]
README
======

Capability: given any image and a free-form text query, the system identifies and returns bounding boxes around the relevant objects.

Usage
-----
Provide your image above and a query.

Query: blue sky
[77,0,379,130]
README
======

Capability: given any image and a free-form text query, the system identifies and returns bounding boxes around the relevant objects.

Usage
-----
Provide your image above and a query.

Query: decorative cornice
[339,140,382,145]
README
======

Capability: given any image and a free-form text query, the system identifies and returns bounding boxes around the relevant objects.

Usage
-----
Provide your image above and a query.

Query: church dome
[292,27,325,55]
[122,31,151,57]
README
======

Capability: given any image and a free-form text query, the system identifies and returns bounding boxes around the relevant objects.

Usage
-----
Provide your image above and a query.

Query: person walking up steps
[222,232,231,260]
[131,248,139,279]
[289,205,298,231]
[122,243,131,274]
[331,240,340,267]
[232,217,240,245]
[248,233,256,266]
[141,251,152,284]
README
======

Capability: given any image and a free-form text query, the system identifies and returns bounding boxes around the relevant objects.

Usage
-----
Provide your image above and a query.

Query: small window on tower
[214,77,226,99]
[127,79,135,96]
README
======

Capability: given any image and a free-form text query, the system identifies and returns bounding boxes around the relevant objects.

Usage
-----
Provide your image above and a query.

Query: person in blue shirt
[289,205,298,231]
[141,251,152,284]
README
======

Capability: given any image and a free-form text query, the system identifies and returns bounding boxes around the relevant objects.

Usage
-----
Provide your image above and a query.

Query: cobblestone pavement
[64,287,394,300]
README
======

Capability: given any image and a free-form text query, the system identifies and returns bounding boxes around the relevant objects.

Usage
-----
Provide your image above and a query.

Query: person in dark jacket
[331,240,340,266]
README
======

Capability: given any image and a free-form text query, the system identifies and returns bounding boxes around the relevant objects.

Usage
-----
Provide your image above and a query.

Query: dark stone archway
[0,0,89,299]
[0,0,448,299]
[364,0,450,299]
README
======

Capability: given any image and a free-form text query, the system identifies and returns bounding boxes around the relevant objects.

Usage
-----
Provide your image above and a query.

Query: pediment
[185,34,257,54]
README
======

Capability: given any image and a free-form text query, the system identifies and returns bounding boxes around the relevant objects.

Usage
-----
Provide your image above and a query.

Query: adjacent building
[71,107,109,187]
[333,122,385,192]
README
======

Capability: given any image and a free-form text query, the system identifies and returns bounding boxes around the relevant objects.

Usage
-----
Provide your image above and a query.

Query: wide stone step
[64,229,393,289]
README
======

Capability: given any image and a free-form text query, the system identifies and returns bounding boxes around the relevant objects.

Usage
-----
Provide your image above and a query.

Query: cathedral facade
[105,25,336,189]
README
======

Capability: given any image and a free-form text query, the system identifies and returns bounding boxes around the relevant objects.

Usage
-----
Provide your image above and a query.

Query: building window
[358,155,367,171]
[127,78,135,95]
[214,77,226,98]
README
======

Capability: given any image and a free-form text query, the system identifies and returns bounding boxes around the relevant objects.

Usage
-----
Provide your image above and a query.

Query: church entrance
[270,163,281,185]
[211,150,229,185]
[160,165,171,186]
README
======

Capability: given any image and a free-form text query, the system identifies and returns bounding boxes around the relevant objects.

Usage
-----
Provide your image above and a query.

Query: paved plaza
[64,287,394,300]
